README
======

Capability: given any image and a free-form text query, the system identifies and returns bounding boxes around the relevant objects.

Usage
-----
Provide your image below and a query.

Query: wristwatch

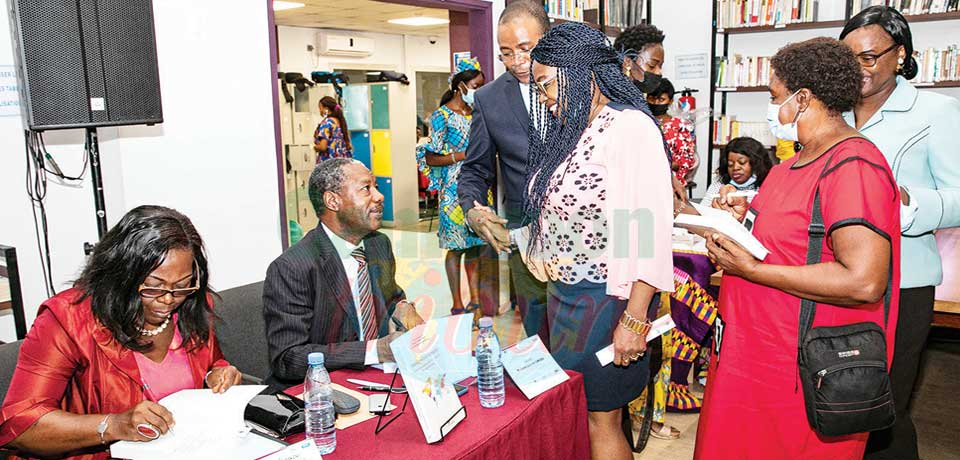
[97,414,111,444]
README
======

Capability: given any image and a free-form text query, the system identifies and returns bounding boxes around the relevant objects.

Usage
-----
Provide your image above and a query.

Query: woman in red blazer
[0,205,241,459]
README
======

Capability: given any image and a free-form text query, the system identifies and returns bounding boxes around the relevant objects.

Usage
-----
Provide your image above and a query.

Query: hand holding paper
[596,315,676,367]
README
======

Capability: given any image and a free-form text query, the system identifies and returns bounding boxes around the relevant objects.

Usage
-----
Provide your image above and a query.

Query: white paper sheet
[595,314,676,367]
[110,385,284,460]
[675,202,769,260]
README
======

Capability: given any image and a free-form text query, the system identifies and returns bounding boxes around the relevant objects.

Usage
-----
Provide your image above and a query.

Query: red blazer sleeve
[0,307,82,446]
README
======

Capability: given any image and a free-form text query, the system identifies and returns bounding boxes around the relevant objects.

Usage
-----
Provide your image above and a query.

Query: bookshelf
[706,0,960,190]
[510,0,651,38]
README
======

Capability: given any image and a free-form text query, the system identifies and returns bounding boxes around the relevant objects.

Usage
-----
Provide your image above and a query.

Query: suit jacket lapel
[309,228,361,339]
[503,74,530,129]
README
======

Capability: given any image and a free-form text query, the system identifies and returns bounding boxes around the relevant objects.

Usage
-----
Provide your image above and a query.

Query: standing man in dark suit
[263,158,422,386]
[458,1,550,344]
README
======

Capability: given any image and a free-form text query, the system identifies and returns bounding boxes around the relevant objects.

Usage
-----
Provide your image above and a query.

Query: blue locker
[351,131,371,169]
[375,176,393,222]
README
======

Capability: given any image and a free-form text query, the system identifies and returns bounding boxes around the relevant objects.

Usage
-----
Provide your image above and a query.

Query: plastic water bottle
[476,317,505,408]
[303,352,336,454]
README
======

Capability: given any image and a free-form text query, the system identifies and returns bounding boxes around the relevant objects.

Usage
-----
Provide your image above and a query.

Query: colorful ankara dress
[314,117,352,161]
[416,105,491,250]
[694,138,901,459]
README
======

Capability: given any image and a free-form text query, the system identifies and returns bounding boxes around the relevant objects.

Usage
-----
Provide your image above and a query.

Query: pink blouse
[530,104,675,298]
[134,316,196,401]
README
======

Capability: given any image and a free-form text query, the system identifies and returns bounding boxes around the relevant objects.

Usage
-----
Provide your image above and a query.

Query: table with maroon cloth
[283,367,590,460]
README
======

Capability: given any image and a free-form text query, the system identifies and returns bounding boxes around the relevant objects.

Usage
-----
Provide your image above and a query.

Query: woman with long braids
[488,22,673,459]
[415,59,491,316]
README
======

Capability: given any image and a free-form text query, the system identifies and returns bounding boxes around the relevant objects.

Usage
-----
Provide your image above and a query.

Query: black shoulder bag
[797,154,896,437]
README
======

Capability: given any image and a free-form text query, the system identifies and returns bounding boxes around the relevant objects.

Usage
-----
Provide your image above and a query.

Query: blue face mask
[461,87,476,107]
[732,174,758,189]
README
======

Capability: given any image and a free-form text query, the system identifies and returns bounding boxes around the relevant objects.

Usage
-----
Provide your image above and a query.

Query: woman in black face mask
[613,23,665,94]
[646,77,698,186]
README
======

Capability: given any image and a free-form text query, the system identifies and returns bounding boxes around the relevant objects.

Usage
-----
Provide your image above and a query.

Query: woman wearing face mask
[838,8,960,459]
[415,60,491,316]
[647,77,698,185]
[314,96,353,161]
[701,136,773,199]
[694,38,901,459]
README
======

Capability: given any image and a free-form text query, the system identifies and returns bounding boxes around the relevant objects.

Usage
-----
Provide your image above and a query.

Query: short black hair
[308,158,358,216]
[840,5,918,79]
[76,205,213,353]
[648,77,676,99]
[770,37,862,114]
[499,0,550,34]
[613,23,665,54]
[719,137,774,187]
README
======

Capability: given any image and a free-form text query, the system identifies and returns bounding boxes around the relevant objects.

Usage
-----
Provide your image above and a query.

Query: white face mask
[766,89,803,142]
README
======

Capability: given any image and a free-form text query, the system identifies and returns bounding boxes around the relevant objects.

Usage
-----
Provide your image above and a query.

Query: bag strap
[797,151,894,362]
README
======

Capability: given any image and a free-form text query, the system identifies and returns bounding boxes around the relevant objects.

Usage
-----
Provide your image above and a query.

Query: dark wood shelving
[718,19,846,34]
[912,80,960,89]
[902,11,960,23]
[714,85,770,93]
[604,25,624,37]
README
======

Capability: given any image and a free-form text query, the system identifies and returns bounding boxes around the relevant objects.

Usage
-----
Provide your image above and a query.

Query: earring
[898,58,904,65]
[624,66,631,77]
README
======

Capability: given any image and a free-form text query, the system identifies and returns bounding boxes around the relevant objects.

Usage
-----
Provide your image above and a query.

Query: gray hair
[498,0,550,34]
[308,158,360,215]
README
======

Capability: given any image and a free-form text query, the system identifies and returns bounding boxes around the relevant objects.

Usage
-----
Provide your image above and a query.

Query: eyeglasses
[533,75,558,97]
[498,49,532,63]
[139,262,201,298]
[855,43,899,68]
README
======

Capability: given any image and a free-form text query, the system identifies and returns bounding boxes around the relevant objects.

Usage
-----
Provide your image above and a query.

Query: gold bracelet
[619,311,652,337]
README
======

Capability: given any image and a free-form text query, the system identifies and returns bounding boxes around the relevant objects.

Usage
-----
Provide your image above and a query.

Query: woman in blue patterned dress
[416,63,490,315]
[314,96,352,161]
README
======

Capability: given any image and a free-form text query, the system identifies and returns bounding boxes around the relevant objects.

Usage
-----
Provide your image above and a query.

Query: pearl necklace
[140,316,171,337]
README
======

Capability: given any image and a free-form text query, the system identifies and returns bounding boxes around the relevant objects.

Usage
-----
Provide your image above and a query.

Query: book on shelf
[912,46,960,83]
[716,0,824,28]
[712,115,778,147]
[852,0,959,15]
[714,54,772,88]
[547,0,585,22]
[597,0,645,29]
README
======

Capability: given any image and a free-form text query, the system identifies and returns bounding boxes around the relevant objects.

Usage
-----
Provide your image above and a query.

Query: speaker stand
[86,128,108,238]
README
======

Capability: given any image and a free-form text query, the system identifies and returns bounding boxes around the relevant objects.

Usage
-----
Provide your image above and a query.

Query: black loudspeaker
[7,0,163,131]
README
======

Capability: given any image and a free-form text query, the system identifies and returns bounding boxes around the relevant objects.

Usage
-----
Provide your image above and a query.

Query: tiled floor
[387,227,960,460]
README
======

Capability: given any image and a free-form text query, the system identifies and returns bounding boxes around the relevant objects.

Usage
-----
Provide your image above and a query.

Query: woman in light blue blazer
[841,6,960,460]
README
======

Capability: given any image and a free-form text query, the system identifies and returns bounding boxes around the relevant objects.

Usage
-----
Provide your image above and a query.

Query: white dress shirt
[519,82,532,114]
[320,223,380,365]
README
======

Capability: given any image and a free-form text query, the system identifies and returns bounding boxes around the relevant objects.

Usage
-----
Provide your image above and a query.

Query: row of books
[712,116,778,147]
[913,46,960,83]
[853,0,959,14]
[714,55,772,88]
[600,0,646,28]
[546,0,586,21]
[716,0,824,28]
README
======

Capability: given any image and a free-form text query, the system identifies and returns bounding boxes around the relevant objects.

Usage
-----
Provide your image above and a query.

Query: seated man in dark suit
[263,158,423,385]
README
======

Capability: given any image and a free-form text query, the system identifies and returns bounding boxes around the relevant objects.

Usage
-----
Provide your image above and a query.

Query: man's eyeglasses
[498,49,532,63]
[855,43,899,68]
[533,75,558,97]
[139,262,201,298]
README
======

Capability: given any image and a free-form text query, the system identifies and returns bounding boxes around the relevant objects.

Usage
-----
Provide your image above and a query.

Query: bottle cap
[308,352,325,365]
[478,317,493,328]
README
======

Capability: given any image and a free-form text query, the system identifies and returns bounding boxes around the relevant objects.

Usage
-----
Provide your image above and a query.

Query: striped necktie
[350,246,378,340]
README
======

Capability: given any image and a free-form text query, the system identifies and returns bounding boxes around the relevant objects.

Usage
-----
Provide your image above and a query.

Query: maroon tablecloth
[283,368,590,460]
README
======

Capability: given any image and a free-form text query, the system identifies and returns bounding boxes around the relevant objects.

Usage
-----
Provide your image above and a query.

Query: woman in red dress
[694,38,900,459]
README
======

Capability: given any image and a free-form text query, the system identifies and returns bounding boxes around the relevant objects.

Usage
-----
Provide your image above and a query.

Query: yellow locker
[370,130,392,176]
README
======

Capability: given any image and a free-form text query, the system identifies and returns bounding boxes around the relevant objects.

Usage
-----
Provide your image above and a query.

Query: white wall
[0,0,282,341]
[277,26,451,75]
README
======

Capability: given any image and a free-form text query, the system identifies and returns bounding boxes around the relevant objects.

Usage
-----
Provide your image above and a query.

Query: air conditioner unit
[317,33,374,57]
